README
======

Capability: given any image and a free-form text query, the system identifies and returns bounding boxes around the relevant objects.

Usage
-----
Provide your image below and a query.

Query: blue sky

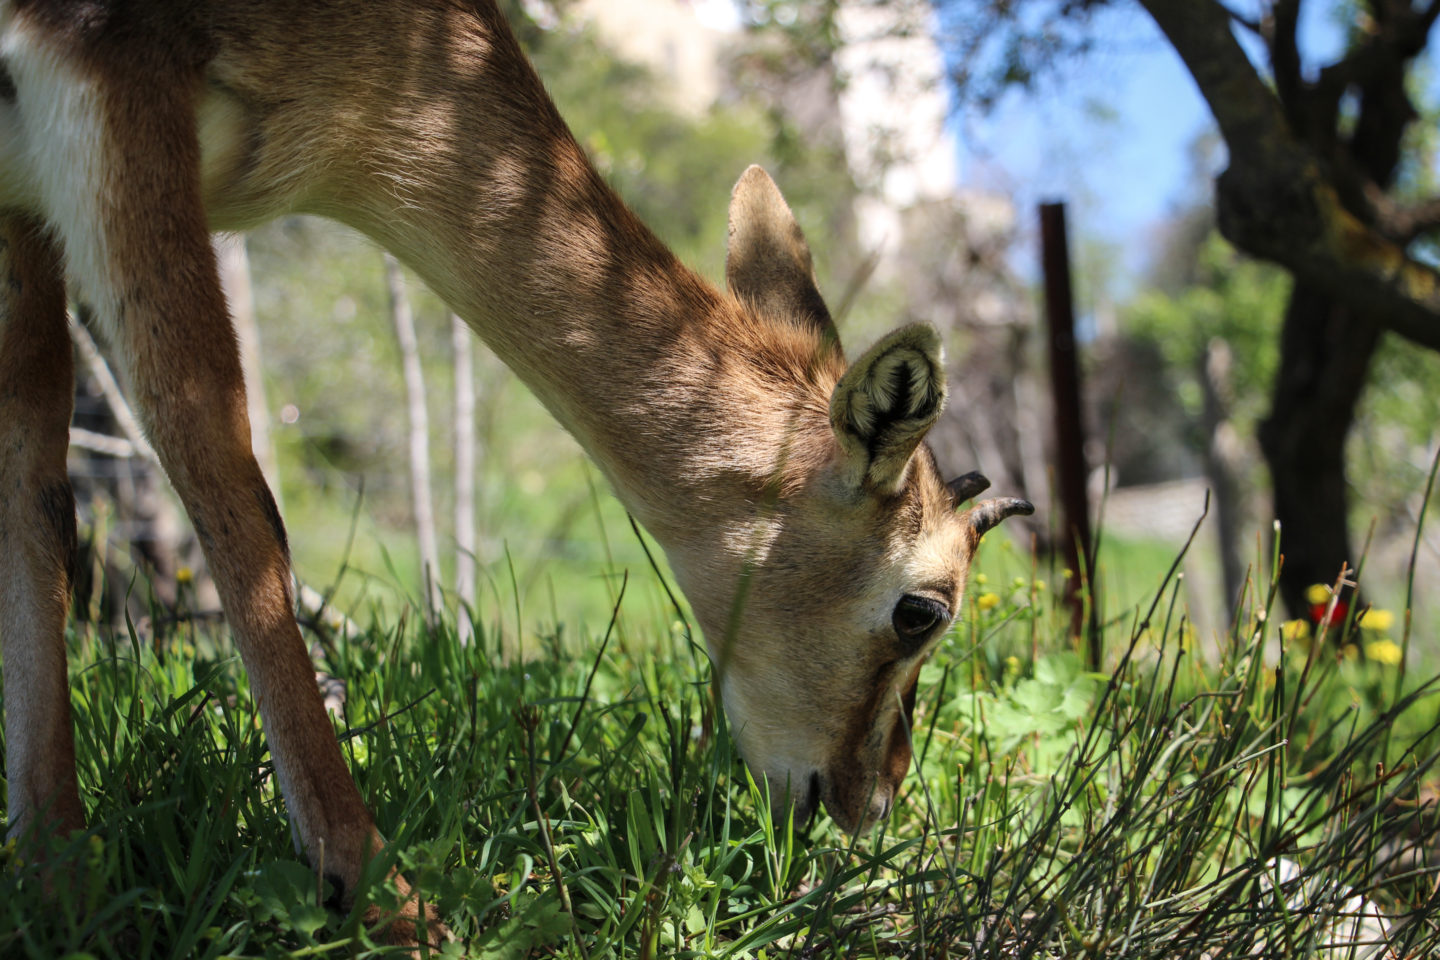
[952,10,1213,286]
[948,2,1375,289]
[956,9,1215,241]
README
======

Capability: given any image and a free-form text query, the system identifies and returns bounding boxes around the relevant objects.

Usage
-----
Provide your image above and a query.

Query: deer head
[666,167,1033,831]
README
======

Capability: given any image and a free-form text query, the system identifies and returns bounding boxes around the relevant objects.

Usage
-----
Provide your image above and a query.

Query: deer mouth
[785,770,822,831]
[803,770,821,826]
[819,769,896,833]
[762,766,823,832]
[815,666,920,832]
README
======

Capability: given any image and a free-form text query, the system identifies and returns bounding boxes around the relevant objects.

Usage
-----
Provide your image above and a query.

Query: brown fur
[0,214,85,845]
[0,0,1028,947]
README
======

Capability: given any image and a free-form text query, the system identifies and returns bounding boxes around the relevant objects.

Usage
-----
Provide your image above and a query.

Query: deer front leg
[97,104,442,956]
[120,327,441,944]
[1,27,440,946]
[0,214,85,851]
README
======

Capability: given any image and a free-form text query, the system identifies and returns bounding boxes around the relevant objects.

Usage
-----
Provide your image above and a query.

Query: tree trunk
[1198,339,1246,612]
[1135,0,1425,623]
[385,254,442,619]
[1258,285,1381,617]
[452,313,477,645]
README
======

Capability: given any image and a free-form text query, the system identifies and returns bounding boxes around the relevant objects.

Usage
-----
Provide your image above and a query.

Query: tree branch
[69,427,138,459]
[1138,0,1292,165]
[1217,0,1263,35]
[68,313,160,466]
[1365,188,1440,243]
[1268,0,1303,126]
[1425,0,1440,33]
[1139,0,1440,352]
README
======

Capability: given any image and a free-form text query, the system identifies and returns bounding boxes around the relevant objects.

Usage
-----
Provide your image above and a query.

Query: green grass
[4,519,1440,958]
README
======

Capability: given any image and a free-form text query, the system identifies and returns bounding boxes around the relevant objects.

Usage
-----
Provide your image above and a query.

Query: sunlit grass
[3,515,1439,957]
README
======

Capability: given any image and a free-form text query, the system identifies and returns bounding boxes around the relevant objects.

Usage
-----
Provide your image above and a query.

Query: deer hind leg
[3,23,439,946]
[0,214,84,849]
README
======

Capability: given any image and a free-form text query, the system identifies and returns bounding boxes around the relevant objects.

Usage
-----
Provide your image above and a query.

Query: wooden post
[1039,202,1100,668]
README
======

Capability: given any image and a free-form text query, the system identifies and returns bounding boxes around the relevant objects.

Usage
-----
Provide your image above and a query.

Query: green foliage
[6,518,1439,957]
[958,650,1098,758]
[534,24,771,281]
[738,0,843,68]
[1357,337,1440,507]
[931,0,1116,111]
[1124,232,1288,435]
[1123,228,1440,535]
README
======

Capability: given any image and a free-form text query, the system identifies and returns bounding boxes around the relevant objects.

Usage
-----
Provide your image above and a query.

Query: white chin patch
[719,673,821,807]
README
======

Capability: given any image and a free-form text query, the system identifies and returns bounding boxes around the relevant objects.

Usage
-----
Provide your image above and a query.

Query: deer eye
[892,595,950,650]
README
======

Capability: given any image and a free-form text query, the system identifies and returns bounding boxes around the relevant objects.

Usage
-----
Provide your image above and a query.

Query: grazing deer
[0,0,1031,947]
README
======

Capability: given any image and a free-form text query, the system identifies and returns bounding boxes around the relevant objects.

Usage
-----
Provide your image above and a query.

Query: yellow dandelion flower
[976,592,1001,612]
[1280,619,1311,642]
[1365,639,1403,666]
[1305,583,1332,606]
[176,566,194,585]
[1358,609,1395,632]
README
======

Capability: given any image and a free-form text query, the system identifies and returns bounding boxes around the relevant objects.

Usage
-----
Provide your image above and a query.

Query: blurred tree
[453,312,477,645]
[939,0,1440,617]
[1148,0,1440,616]
[385,253,441,619]
[1126,233,1291,607]
[68,315,194,626]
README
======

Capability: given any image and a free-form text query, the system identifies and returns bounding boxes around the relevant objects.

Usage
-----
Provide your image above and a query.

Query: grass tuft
[3,519,1439,957]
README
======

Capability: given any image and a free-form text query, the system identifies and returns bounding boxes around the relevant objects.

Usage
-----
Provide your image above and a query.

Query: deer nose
[866,783,894,824]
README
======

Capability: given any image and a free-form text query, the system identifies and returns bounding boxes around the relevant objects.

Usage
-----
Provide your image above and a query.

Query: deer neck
[330,132,841,558]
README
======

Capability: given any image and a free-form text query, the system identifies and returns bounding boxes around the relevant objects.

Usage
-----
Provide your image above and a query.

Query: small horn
[968,497,1034,537]
[946,471,991,504]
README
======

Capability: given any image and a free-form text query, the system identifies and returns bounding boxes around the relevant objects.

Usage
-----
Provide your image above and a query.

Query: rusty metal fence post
[1040,202,1101,668]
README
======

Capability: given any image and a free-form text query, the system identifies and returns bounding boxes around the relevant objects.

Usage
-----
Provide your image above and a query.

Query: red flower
[1310,599,1349,627]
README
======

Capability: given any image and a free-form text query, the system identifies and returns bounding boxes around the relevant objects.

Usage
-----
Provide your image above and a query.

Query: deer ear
[830,324,946,494]
[726,165,835,338]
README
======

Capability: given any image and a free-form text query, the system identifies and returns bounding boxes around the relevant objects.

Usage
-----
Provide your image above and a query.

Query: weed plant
[3,512,1439,958]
